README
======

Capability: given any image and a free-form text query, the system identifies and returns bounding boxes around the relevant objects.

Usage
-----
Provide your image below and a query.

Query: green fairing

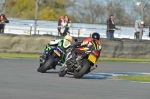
[58,39,63,47]
[60,50,70,64]
[58,39,70,53]
[44,45,51,51]
[44,46,46,50]
[60,54,65,63]
[57,39,70,63]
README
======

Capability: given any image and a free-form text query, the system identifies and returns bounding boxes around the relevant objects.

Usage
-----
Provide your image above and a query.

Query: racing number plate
[54,50,61,57]
[88,54,96,63]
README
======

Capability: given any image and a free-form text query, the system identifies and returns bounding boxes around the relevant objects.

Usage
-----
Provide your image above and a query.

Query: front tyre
[37,65,42,72]
[58,66,67,77]
[40,55,55,73]
[74,59,90,79]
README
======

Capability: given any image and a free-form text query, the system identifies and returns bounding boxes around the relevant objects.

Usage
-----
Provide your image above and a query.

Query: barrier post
[30,24,33,35]
[149,25,150,37]
[38,30,39,35]
[78,28,80,37]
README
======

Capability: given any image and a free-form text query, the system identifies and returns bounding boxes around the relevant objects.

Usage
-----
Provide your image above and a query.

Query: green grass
[100,57,150,62]
[0,53,40,58]
[116,75,150,82]
[0,52,150,62]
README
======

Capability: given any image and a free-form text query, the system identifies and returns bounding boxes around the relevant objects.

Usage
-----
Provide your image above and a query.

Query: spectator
[63,15,71,36]
[134,16,144,39]
[106,15,120,39]
[57,16,64,36]
[0,14,9,33]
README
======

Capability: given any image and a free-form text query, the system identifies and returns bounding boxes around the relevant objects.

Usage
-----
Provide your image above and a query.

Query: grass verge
[100,57,150,62]
[0,52,150,62]
[116,75,150,82]
[0,53,40,58]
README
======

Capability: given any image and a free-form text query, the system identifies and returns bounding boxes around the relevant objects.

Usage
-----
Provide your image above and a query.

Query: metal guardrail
[2,19,150,40]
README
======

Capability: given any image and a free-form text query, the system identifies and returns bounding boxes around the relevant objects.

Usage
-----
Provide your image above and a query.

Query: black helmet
[92,32,100,40]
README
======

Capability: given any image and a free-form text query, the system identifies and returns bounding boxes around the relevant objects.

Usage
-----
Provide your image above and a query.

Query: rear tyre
[74,59,90,79]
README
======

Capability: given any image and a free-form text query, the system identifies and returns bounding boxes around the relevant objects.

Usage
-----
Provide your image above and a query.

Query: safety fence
[1,19,150,40]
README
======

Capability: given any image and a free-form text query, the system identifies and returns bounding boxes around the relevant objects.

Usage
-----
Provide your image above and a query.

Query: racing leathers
[72,37,101,62]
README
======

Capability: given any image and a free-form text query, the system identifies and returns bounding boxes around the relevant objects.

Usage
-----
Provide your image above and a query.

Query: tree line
[2,0,150,26]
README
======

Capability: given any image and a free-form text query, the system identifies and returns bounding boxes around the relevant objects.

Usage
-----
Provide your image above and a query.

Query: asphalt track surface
[0,58,150,99]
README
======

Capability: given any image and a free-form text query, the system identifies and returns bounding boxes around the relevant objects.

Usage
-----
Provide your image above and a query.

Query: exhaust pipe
[90,65,97,72]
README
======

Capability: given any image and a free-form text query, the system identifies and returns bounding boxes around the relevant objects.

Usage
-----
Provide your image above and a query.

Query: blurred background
[0,0,150,39]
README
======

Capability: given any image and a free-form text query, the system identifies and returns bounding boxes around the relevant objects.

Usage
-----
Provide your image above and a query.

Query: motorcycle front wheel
[40,55,55,73]
[58,66,67,77]
[37,64,42,72]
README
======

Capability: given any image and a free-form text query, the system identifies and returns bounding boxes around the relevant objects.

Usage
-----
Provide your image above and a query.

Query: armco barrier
[0,34,150,58]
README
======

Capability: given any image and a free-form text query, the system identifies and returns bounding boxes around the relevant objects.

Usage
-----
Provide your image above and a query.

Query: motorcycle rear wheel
[74,59,90,79]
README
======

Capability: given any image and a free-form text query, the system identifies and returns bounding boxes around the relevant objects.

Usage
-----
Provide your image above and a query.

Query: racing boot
[75,56,82,71]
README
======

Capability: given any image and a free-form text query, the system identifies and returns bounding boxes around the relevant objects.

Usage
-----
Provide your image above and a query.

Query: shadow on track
[64,73,112,80]
[43,70,112,80]
[45,71,59,74]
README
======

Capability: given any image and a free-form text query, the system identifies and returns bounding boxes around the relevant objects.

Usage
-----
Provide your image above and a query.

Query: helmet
[92,32,100,40]
[64,34,72,43]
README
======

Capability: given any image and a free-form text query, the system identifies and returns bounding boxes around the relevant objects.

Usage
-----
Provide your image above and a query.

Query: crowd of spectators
[106,14,146,40]
[0,13,147,40]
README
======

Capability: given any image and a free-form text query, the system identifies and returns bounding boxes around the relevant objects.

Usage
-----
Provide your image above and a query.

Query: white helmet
[64,34,72,43]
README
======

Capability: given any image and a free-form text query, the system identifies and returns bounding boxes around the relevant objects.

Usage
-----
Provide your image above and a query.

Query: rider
[73,32,101,62]
[63,32,101,72]
[40,34,72,67]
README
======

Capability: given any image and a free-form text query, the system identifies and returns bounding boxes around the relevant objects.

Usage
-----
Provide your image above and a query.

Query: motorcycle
[37,46,66,73]
[58,44,100,79]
